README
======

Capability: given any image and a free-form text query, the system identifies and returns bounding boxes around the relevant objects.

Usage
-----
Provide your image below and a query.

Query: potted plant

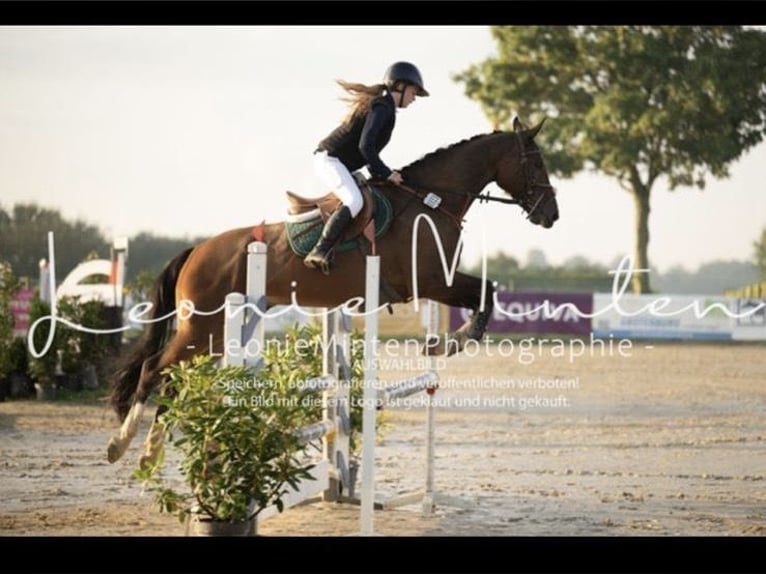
[134,354,320,536]
[0,261,18,401]
[7,336,33,398]
[57,296,111,391]
[27,297,65,400]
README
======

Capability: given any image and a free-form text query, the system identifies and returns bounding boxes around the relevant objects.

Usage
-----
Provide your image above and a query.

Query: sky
[1,26,765,275]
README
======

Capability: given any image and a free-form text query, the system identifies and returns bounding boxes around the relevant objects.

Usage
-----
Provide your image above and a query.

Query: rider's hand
[387,170,403,186]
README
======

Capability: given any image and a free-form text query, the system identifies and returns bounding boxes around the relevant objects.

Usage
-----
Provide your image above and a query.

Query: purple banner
[450,292,593,335]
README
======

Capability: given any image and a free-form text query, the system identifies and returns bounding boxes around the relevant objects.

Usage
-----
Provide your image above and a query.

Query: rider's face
[397,84,418,109]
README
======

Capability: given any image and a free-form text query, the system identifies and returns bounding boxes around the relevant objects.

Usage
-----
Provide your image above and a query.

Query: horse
[107,116,559,466]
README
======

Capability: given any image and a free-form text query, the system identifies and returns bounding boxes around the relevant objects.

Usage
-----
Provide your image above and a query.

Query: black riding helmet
[383,62,430,97]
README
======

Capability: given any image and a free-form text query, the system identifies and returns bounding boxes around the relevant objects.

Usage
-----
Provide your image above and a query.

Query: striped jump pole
[221,241,351,525]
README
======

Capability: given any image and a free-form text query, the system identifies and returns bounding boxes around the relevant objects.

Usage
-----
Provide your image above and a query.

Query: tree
[455,26,766,293]
[0,203,109,280]
[125,232,206,283]
[755,227,766,280]
[525,248,550,270]
[0,262,19,381]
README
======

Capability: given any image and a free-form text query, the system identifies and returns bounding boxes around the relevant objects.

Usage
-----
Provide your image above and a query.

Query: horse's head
[496,117,559,229]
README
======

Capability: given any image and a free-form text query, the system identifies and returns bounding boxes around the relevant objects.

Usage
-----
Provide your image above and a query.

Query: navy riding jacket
[316,92,396,179]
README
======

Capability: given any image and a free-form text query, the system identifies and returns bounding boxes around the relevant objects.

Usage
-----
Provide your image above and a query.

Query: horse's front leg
[422,271,494,356]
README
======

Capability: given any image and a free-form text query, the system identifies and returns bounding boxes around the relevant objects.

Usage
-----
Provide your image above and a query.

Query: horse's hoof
[445,342,461,357]
[138,453,157,471]
[423,335,446,356]
[106,437,126,464]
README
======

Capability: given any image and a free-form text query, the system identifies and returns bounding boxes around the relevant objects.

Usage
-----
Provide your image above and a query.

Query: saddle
[283,175,393,257]
[285,174,377,244]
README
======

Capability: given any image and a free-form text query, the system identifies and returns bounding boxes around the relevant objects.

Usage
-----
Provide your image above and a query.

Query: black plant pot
[61,373,83,392]
[188,515,256,537]
[82,364,99,390]
[10,373,33,398]
[34,382,57,401]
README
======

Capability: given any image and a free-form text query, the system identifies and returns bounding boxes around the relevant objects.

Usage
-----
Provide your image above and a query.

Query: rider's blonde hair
[336,80,388,125]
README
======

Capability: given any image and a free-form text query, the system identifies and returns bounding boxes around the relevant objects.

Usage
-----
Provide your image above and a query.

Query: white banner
[731,298,766,341]
[591,293,735,340]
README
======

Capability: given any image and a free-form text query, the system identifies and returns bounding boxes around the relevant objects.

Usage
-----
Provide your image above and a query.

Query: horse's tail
[109,247,194,422]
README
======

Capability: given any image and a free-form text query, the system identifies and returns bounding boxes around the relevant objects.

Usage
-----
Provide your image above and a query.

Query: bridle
[387,132,556,228]
[507,131,557,221]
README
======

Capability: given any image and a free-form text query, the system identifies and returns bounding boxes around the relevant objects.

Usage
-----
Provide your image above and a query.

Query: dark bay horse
[107,117,558,465]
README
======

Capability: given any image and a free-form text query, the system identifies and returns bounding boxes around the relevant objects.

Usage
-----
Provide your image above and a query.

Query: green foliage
[455,26,766,293]
[0,203,208,287]
[134,321,372,524]
[26,298,62,385]
[0,262,19,378]
[260,322,371,453]
[464,249,758,294]
[0,203,109,280]
[24,294,113,389]
[7,337,29,375]
[464,250,612,292]
[125,269,159,304]
[123,231,207,283]
[656,260,759,294]
[755,227,766,281]
[134,355,317,523]
[456,26,766,186]
[56,296,111,377]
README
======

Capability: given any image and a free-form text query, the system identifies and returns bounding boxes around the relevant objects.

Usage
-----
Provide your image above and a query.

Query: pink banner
[10,288,34,337]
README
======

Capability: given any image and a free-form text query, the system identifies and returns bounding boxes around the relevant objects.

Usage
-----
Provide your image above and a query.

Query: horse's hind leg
[107,327,205,465]
[138,413,167,471]
[106,350,166,464]
[136,326,221,469]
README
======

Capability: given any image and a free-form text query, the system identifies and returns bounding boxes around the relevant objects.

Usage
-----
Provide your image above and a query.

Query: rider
[304,61,429,273]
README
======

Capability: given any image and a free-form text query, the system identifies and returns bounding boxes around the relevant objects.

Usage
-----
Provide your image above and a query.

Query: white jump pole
[244,241,268,368]
[360,254,380,536]
[222,292,246,367]
[322,310,351,502]
[422,299,439,514]
[380,300,440,512]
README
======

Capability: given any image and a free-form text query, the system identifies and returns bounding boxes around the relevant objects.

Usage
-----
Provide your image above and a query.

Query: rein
[376,180,527,231]
[396,182,467,228]
[370,131,555,228]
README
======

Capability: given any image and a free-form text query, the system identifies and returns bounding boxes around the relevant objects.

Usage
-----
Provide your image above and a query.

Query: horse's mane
[401,130,503,174]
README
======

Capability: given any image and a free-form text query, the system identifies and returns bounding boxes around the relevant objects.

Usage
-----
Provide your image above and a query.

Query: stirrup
[304,250,333,275]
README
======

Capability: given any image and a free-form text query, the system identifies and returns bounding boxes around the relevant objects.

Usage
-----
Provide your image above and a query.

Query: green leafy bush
[259,321,373,454]
[135,355,318,523]
[56,295,111,380]
[27,298,62,386]
[0,262,19,381]
[134,321,380,525]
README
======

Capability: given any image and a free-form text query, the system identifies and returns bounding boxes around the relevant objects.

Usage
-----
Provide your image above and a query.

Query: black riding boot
[303,206,353,274]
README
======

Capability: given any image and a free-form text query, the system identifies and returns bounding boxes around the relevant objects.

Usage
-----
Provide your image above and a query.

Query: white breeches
[313,150,364,217]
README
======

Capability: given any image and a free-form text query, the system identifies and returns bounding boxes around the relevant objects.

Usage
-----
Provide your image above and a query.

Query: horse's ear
[527,118,546,139]
[512,116,525,132]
